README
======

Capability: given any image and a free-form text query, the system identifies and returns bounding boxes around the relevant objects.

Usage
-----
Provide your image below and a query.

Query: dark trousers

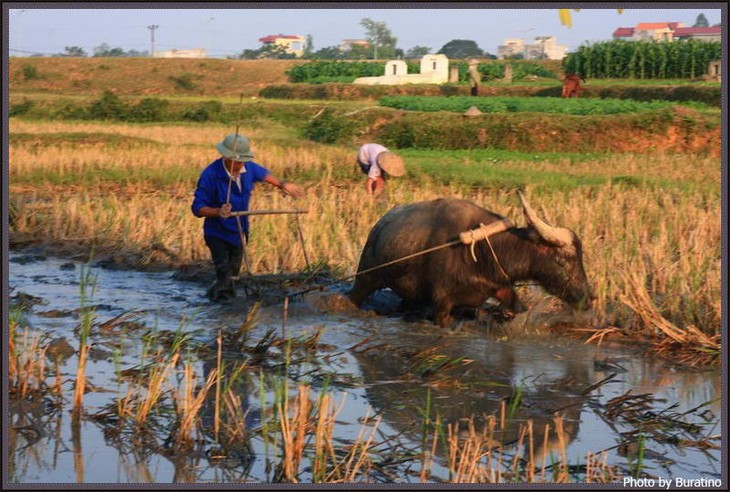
[204,235,244,302]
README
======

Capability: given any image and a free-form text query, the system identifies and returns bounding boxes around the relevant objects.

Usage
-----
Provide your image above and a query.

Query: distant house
[498,36,567,60]
[153,48,207,58]
[612,22,721,42]
[673,26,722,42]
[525,36,568,60]
[497,38,525,59]
[258,34,305,57]
[339,39,370,52]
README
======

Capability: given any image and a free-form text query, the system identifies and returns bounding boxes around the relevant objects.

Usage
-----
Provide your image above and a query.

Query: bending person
[355,143,405,196]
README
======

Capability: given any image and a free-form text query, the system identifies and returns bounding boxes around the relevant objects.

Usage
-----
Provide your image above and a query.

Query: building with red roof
[257,34,305,57]
[613,22,721,42]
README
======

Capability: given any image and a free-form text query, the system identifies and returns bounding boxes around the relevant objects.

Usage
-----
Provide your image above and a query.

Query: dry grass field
[9,57,302,96]
[9,117,721,344]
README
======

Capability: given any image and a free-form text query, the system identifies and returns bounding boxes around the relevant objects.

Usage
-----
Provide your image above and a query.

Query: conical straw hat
[377,152,405,177]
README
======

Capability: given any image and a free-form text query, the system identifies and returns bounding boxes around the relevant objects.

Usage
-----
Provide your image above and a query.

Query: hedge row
[303,106,720,156]
[285,60,558,83]
[260,83,721,106]
[286,60,420,83]
[9,91,323,126]
[378,95,710,115]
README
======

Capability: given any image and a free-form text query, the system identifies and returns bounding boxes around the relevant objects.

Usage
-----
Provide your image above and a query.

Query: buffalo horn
[518,191,573,248]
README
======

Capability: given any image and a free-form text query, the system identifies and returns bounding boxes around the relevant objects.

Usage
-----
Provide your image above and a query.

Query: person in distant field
[468,59,482,96]
[561,73,585,98]
[355,143,406,196]
[192,133,304,303]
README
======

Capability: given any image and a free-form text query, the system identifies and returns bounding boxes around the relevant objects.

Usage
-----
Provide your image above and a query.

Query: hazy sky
[6,4,724,58]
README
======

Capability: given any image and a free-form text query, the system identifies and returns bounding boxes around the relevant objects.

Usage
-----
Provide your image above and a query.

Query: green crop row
[378,95,709,115]
[466,61,558,81]
[564,39,721,79]
[286,60,558,84]
[286,60,419,83]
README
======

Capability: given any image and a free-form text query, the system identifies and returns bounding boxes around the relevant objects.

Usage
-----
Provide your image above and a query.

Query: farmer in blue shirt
[192,134,304,302]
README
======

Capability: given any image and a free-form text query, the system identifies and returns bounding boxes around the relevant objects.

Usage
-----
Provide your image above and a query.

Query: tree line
[41,18,496,60]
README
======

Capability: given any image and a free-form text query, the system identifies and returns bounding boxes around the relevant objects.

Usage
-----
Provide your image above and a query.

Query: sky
[6,4,725,58]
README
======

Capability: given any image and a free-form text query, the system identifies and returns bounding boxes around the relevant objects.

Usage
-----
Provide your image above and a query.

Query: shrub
[9,99,35,116]
[182,100,223,122]
[259,85,297,99]
[55,103,88,120]
[22,64,40,80]
[302,107,357,143]
[128,98,170,122]
[169,73,197,90]
[88,90,127,120]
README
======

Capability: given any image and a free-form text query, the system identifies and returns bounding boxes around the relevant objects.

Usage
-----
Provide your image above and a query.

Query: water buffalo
[349,193,594,327]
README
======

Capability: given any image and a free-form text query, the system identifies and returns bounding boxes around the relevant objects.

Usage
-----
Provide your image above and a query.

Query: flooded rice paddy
[7,250,722,484]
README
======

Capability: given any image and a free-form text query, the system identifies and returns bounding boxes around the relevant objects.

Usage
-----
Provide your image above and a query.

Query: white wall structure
[153,48,207,58]
[385,60,408,76]
[354,54,450,85]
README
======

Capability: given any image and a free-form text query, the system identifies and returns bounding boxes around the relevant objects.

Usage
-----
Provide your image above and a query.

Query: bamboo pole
[229,209,309,217]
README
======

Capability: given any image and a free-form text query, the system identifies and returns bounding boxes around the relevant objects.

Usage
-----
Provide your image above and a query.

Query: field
[7,57,723,484]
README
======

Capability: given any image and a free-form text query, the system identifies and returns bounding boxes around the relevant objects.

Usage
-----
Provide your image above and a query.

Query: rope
[458,219,513,282]
[285,219,513,298]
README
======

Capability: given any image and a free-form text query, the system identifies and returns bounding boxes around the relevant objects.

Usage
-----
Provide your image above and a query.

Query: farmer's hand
[219,203,232,218]
[281,182,304,199]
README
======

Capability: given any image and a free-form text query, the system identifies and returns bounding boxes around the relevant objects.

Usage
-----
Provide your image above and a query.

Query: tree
[59,46,87,57]
[238,48,260,60]
[405,45,430,59]
[125,49,149,57]
[311,46,345,60]
[360,18,397,60]
[437,40,483,59]
[303,34,314,58]
[346,44,370,60]
[237,44,296,60]
[93,43,126,57]
[693,13,709,27]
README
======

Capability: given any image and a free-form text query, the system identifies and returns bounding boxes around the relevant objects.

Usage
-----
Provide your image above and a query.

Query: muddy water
[7,251,722,484]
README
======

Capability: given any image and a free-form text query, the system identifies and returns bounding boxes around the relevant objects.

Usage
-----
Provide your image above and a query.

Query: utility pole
[147,24,159,57]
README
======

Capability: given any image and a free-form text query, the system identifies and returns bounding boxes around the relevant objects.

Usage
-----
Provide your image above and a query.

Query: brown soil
[10,57,303,97]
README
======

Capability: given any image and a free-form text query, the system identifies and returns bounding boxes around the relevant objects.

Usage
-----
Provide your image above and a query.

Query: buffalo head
[518,191,594,310]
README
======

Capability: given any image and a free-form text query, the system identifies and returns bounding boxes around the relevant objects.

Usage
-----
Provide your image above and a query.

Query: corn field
[564,39,721,79]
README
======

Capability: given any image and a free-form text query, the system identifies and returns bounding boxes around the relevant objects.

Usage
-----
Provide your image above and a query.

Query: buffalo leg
[348,274,379,306]
[494,287,526,313]
[433,298,455,328]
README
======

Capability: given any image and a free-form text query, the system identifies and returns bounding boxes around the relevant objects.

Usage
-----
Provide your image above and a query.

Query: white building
[498,36,568,60]
[497,39,525,59]
[353,54,450,85]
[525,36,568,60]
[153,48,207,58]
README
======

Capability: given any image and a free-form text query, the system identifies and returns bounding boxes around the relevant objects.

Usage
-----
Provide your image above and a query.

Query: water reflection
[8,252,722,483]
[353,332,594,465]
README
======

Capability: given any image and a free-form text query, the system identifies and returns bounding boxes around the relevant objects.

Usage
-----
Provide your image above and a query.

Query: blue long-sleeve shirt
[192,158,270,246]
